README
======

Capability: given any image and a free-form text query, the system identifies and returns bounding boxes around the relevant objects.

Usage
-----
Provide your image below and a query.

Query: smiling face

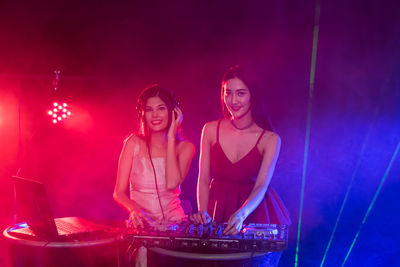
[223,77,251,119]
[143,96,169,132]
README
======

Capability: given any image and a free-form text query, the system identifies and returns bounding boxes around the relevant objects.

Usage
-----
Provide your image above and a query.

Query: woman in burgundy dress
[191,65,291,266]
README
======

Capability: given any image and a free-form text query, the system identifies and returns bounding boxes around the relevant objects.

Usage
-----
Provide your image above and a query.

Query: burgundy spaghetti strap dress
[207,120,291,225]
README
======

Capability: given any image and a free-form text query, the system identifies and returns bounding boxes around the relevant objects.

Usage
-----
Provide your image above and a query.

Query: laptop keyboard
[56,219,86,235]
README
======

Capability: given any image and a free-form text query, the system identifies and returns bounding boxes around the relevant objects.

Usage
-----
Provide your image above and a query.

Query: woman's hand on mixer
[190,210,212,224]
[127,209,153,228]
[223,210,246,235]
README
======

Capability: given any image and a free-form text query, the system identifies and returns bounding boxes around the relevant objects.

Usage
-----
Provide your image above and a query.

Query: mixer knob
[245,233,254,239]
[198,225,204,236]
[216,225,223,236]
[256,232,264,239]
[187,224,195,235]
[200,240,209,248]
[211,242,218,248]
[204,225,209,235]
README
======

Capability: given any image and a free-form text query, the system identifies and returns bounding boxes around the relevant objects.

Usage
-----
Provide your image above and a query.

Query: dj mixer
[124,221,288,252]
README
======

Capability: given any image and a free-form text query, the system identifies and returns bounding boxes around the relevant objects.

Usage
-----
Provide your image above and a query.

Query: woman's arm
[191,122,213,224]
[113,135,152,227]
[224,133,281,235]
[165,107,195,190]
[113,135,137,212]
[165,139,195,190]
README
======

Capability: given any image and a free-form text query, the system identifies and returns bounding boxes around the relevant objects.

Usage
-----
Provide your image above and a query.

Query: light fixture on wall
[47,102,71,124]
[47,70,72,125]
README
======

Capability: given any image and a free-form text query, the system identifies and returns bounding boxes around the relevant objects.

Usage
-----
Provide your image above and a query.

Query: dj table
[4,220,288,266]
[3,221,123,267]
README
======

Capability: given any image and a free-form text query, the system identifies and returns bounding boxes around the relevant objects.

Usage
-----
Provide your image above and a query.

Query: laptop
[11,176,116,241]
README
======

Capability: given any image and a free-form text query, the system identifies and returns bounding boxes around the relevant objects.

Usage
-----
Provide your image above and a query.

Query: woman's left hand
[168,107,183,140]
[223,209,246,235]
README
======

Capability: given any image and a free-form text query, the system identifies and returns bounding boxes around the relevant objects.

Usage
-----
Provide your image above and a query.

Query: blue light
[8,222,29,232]
[341,141,400,267]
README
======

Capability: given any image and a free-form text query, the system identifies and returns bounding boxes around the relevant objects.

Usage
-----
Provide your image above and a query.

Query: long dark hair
[220,65,274,132]
[136,84,182,141]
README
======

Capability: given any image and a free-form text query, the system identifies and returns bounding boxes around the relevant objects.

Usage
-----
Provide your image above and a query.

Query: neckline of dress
[137,156,165,160]
[213,142,261,165]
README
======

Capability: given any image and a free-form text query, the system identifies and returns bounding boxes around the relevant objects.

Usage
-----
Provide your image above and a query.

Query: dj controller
[124,222,288,252]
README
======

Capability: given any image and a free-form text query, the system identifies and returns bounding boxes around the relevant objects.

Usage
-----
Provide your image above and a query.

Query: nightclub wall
[0,0,399,266]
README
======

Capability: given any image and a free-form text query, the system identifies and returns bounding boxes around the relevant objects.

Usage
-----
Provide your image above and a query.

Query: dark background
[1,0,399,266]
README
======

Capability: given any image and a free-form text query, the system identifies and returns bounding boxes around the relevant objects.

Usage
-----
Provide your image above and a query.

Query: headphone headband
[136,85,179,117]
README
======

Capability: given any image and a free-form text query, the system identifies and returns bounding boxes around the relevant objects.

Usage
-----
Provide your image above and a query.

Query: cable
[247,247,256,267]
[146,140,166,221]
[254,250,269,267]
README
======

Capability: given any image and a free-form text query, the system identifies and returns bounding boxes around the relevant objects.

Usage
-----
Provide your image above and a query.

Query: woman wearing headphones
[113,85,195,228]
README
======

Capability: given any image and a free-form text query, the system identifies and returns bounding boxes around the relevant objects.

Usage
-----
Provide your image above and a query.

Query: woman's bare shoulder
[176,140,195,159]
[203,119,224,134]
[123,133,145,147]
[203,119,219,129]
[201,119,222,143]
[259,130,281,148]
[177,140,195,154]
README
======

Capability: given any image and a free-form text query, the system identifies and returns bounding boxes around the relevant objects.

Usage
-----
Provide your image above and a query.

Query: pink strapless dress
[129,142,187,222]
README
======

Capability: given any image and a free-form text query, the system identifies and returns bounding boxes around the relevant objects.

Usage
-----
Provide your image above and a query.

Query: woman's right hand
[167,107,183,140]
[190,210,212,224]
[126,209,153,228]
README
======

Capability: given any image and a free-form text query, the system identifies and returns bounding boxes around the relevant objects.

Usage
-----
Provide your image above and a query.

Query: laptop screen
[12,176,59,239]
